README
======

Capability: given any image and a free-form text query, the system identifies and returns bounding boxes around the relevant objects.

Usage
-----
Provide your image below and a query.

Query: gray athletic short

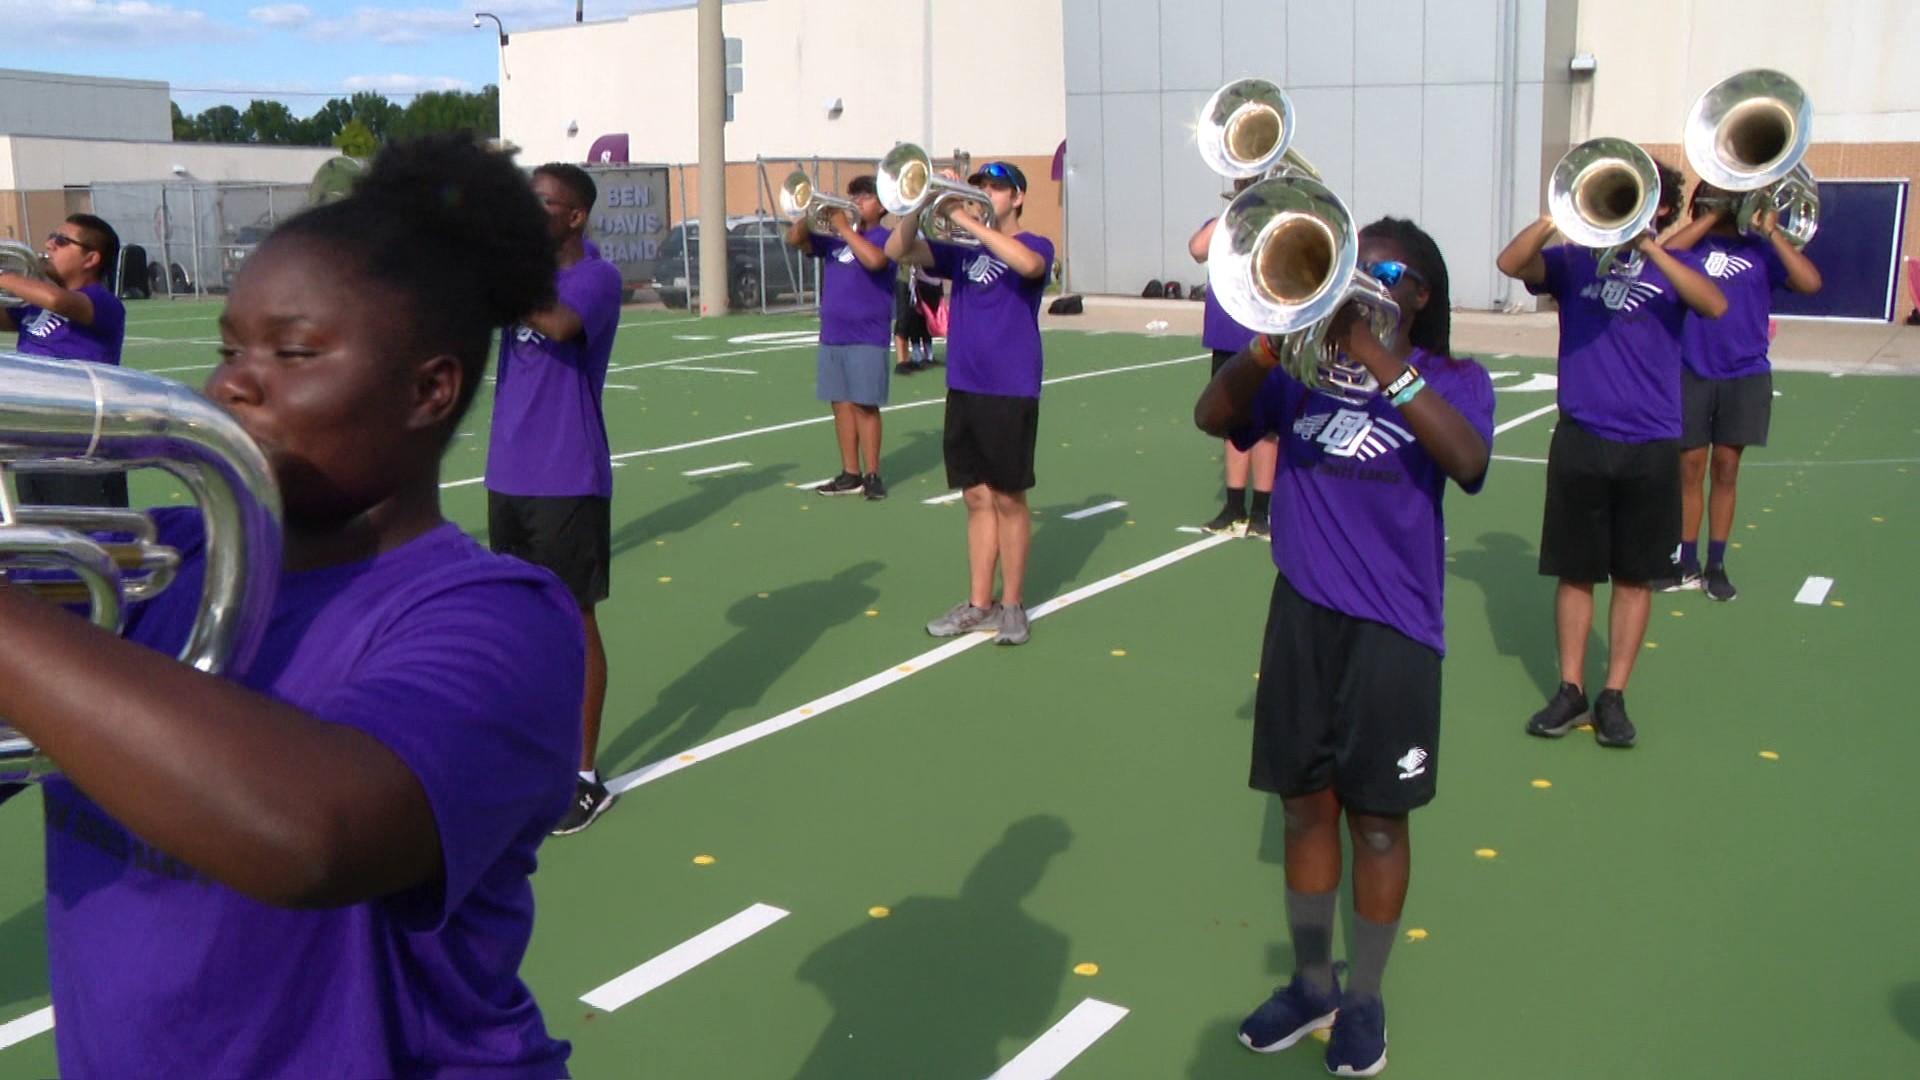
[817,343,891,407]
[1681,368,1771,449]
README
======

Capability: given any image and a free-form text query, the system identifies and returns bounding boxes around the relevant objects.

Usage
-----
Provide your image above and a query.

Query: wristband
[1388,376,1427,408]
[1382,365,1420,399]
[1249,335,1283,370]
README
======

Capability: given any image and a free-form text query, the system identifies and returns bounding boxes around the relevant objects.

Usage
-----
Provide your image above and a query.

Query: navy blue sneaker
[1324,993,1387,1076]
[1238,974,1339,1054]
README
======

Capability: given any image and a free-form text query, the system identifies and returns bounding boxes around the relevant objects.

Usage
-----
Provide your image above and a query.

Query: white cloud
[305,1,690,45]
[341,73,471,94]
[0,0,231,46]
[247,3,310,28]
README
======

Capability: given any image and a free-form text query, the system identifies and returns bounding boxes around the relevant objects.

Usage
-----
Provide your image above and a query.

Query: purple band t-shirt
[1199,220,1256,353]
[1530,244,1699,443]
[926,234,1054,399]
[809,226,895,347]
[1682,233,1787,380]
[1234,348,1495,655]
[487,255,624,498]
[43,508,583,1079]
[8,283,126,365]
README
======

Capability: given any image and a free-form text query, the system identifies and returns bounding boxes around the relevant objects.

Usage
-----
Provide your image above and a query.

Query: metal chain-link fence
[89,181,308,299]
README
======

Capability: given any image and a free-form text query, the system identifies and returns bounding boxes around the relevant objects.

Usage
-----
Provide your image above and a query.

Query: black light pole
[472,13,510,81]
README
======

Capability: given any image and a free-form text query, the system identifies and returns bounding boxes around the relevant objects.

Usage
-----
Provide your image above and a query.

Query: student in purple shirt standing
[1190,176,1274,538]
[786,173,896,500]
[1198,219,1493,1077]
[0,135,581,1078]
[887,161,1055,646]
[1655,181,1823,600]
[486,162,624,834]
[1498,159,1727,748]
[0,213,129,509]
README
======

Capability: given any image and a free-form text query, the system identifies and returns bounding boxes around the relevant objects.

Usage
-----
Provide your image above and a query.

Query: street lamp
[472,12,510,80]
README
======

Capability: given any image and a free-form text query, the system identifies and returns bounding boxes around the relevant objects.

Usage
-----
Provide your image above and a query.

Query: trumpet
[1547,137,1662,276]
[780,169,864,236]
[0,351,283,783]
[1684,68,1819,246]
[877,143,997,245]
[0,240,52,306]
[1197,77,1319,182]
[1208,174,1399,402]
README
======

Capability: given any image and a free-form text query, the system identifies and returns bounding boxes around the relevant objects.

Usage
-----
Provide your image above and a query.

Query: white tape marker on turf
[1063,500,1126,521]
[1794,577,1834,605]
[987,999,1130,1080]
[682,461,753,477]
[580,904,789,1013]
[0,1007,53,1051]
[607,533,1234,795]
[923,492,965,505]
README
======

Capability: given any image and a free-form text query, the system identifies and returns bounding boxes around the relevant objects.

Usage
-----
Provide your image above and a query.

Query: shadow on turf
[1023,493,1130,606]
[1447,530,1601,702]
[0,898,48,1017]
[599,561,883,771]
[789,815,1072,1080]
[1892,981,1920,1041]
[609,463,795,557]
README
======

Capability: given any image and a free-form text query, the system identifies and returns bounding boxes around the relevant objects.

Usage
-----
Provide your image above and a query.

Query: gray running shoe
[926,601,999,637]
[994,603,1030,645]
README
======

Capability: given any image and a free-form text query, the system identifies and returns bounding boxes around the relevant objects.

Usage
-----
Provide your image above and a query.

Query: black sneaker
[1654,569,1702,592]
[1525,681,1590,738]
[1202,506,1249,536]
[1703,564,1737,602]
[894,361,916,375]
[862,473,887,501]
[816,472,865,497]
[1592,688,1636,748]
[552,776,615,836]
[1247,518,1271,541]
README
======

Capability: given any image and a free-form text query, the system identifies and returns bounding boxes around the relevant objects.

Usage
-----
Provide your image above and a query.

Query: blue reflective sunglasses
[977,163,1015,181]
[1359,259,1426,289]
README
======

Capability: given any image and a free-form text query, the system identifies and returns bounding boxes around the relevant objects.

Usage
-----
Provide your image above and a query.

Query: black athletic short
[1251,571,1441,815]
[16,472,130,509]
[1539,418,1681,584]
[944,387,1039,494]
[1682,368,1772,449]
[487,492,611,606]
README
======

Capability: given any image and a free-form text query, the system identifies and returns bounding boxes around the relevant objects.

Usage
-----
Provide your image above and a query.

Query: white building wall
[1576,0,1920,145]
[0,138,341,189]
[0,69,170,143]
[499,0,1067,166]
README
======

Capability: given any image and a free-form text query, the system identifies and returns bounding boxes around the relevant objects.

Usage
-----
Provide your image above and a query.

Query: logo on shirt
[964,253,1008,286]
[1702,250,1756,279]
[21,309,64,339]
[510,324,550,346]
[1294,407,1414,462]
[1580,275,1664,313]
[833,245,857,265]
[1396,747,1429,780]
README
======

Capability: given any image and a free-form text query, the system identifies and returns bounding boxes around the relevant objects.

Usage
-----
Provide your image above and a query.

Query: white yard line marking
[671,334,717,341]
[1493,454,1547,464]
[793,477,834,490]
[682,461,752,477]
[987,999,1130,1080]
[608,341,814,373]
[605,383,641,391]
[0,1007,53,1051]
[148,362,217,373]
[667,365,759,375]
[124,336,221,347]
[1175,525,1206,534]
[1063,500,1127,521]
[1794,576,1835,605]
[580,904,789,1013]
[607,534,1233,796]
[1494,404,1559,435]
[923,491,965,505]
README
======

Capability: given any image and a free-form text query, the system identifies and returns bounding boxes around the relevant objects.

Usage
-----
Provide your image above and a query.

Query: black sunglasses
[1359,259,1425,289]
[47,232,92,252]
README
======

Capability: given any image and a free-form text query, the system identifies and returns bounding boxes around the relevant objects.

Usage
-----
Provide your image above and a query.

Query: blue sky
[0,0,708,117]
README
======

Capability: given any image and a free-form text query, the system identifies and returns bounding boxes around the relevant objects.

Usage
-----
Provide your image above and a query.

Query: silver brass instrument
[1547,137,1662,276]
[308,155,364,207]
[779,169,863,236]
[877,143,997,245]
[0,352,284,783]
[0,240,52,306]
[1198,77,1320,182]
[1684,69,1819,246]
[1208,174,1400,403]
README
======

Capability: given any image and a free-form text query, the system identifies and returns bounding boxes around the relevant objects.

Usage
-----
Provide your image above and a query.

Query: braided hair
[1359,216,1451,356]
[268,134,556,429]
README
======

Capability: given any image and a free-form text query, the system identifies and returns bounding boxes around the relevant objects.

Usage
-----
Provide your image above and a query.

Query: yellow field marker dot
[1474,848,1498,859]
[1531,779,1552,789]
[655,540,667,546]
[897,665,915,674]
[1253,673,1260,680]
[1405,928,1429,942]
[1671,610,1685,617]
[1446,555,1457,563]
[1761,507,1773,513]
[1110,649,1127,657]
[757,591,770,598]
[1574,723,1593,731]
[645,466,655,471]
[1745,523,1757,530]
[784,482,795,488]
[692,855,716,865]
[1873,516,1885,523]
[1731,542,1742,549]
[1072,963,1100,976]
[657,576,672,583]
[865,610,879,617]
[1759,751,1780,761]
[677,754,697,763]
[1644,642,1659,649]
[1831,600,1846,608]
[868,906,891,919]
[1126,519,1136,526]
[799,504,810,511]
[732,522,742,528]
[799,708,814,717]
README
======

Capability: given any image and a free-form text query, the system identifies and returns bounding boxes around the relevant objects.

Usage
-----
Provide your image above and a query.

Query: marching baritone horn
[780,169,865,236]
[0,352,284,783]
[1546,137,1663,276]
[1198,77,1320,182]
[877,143,998,245]
[1684,68,1819,246]
[0,240,53,306]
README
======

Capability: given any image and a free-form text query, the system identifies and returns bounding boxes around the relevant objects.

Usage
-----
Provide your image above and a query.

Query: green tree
[194,105,245,143]
[240,99,300,145]
[170,101,198,141]
[305,98,355,147]
[332,119,378,158]
[347,92,403,140]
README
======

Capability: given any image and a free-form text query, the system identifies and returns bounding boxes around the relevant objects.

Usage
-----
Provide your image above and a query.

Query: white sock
[579,769,600,785]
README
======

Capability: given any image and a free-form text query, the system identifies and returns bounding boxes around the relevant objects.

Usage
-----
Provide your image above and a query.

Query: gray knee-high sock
[1344,911,1399,1000]
[1287,888,1338,993]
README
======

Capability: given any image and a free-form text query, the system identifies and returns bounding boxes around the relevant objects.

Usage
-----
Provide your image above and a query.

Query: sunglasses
[974,163,1020,187]
[47,232,92,252]
[1359,259,1425,289]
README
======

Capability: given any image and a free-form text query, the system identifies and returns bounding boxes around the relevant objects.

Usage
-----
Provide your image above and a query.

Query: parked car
[652,215,809,309]
[220,222,274,291]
